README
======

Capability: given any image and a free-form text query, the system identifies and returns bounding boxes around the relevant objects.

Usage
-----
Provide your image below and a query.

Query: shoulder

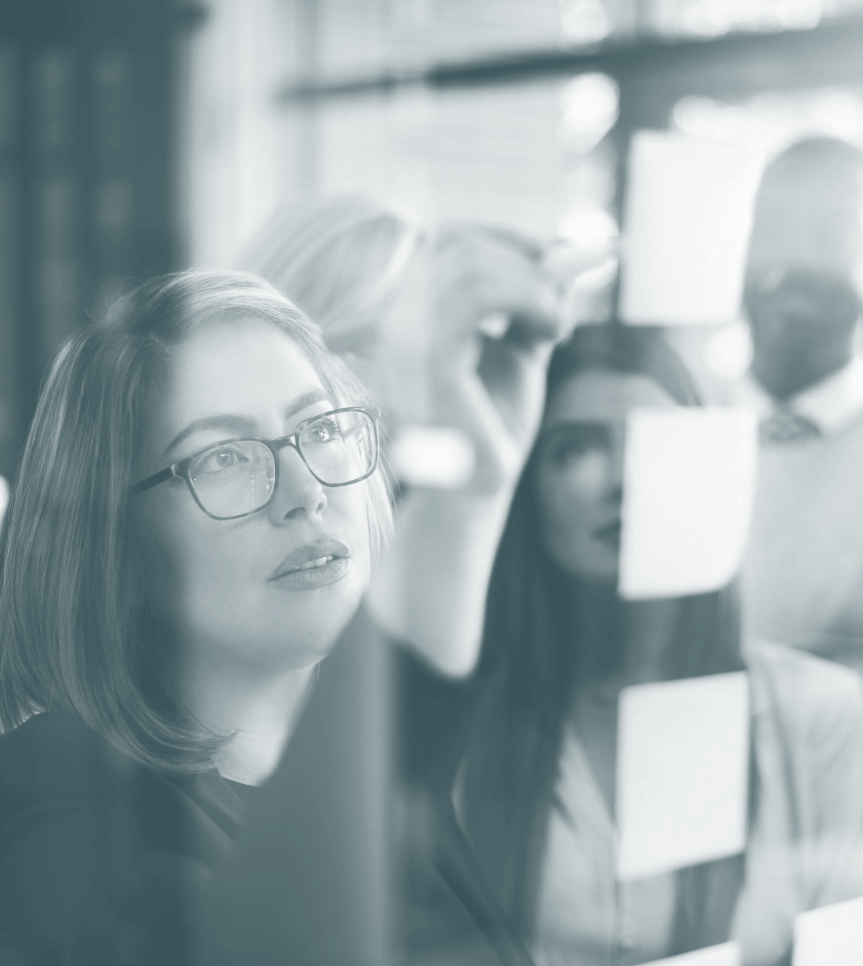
[0,712,112,803]
[746,640,863,751]
[0,713,125,862]
[0,716,203,962]
[747,639,862,698]
[0,716,122,954]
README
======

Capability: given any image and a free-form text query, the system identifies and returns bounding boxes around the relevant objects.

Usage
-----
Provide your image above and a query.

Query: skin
[368,227,568,675]
[131,319,372,784]
[534,368,682,811]
[535,368,675,582]
[745,159,863,400]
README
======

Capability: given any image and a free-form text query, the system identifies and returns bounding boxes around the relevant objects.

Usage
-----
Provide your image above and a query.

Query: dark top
[0,610,523,966]
[223,778,258,807]
[0,712,246,966]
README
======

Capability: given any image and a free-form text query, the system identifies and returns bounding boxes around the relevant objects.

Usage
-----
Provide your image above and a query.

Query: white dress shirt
[736,357,863,435]
[739,358,863,670]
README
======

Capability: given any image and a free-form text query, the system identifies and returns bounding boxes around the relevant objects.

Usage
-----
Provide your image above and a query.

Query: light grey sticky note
[619,131,763,326]
[793,896,863,966]
[637,941,741,966]
[618,407,758,601]
[616,672,749,881]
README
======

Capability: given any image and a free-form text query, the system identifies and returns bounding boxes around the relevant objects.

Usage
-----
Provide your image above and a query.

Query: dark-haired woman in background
[458,323,863,966]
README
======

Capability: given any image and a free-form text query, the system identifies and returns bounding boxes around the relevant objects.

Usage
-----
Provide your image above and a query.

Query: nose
[267,444,328,525]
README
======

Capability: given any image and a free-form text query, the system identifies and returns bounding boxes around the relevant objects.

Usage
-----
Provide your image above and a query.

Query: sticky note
[637,941,741,966]
[793,896,863,966]
[619,131,763,326]
[616,672,749,881]
[618,407,758,600]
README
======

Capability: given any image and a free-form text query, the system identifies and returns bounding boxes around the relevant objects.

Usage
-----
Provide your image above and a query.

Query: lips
[269,538,351,582]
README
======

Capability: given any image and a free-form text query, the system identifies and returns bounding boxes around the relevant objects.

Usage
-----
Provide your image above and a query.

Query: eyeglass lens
[300,410,375,486]
[187,410,375,519]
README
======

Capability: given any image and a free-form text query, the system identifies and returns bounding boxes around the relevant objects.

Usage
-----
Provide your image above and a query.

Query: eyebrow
[160,388,332,462]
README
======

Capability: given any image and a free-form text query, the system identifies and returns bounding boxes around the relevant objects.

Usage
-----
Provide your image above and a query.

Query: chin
[553,546,619,584]
[274,582,365,652]
[250,624,349,673]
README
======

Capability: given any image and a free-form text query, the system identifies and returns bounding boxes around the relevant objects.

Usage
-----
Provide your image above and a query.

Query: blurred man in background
[741,137,863,672]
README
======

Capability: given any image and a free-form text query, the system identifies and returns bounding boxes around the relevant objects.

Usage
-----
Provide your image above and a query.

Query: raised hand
[369,222,609,676]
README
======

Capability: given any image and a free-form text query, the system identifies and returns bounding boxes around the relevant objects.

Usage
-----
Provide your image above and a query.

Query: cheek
[133,498,249,628]
[537,453,607,533]
[327,483,373,578]
[536,455,620,578]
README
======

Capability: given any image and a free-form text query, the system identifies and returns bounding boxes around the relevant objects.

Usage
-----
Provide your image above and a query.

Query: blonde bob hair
[0,269,393,771]
[240,194,421,357]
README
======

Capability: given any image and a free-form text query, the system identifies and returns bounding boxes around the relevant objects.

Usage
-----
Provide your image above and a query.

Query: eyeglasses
[130,407,379,520]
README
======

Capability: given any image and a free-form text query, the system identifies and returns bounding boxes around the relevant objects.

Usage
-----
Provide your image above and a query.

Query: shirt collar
[744,357,863,434]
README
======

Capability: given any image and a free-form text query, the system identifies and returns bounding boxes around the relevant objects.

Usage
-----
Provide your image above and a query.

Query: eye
[306,416,344,444]
[194,443,251,475]
[541,424,610,468]
[549,439,593,464]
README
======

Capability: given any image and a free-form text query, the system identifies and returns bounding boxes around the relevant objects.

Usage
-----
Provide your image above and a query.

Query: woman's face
[132,319,372,674]
[534,368,677,582]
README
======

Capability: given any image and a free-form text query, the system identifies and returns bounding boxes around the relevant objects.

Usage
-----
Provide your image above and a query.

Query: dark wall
[0,0,181,481]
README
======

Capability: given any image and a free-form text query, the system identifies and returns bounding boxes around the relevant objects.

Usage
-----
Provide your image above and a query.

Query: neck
[619,597,681,686]
[573,582,681,695]
[179,654,317,786]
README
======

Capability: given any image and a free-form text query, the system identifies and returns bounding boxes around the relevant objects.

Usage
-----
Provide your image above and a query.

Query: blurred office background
[4,0,863,492]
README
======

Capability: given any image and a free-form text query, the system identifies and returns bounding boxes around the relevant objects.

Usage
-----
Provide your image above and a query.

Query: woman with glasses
[456,323,863,966]
[0,267,558,964]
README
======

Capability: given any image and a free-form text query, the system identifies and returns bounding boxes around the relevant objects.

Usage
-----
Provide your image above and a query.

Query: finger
[501,302,563,347]
[474,362,551,467]
[432,245,561,343]
[543,236,619,282]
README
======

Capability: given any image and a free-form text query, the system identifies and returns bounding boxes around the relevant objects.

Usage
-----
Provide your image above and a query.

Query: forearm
[368,485,513,678]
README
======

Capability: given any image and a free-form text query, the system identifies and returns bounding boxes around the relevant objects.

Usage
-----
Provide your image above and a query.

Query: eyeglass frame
[129,406,381,521]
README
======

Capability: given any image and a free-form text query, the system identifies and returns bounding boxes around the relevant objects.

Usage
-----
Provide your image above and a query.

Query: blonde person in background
[240,194,581,431]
